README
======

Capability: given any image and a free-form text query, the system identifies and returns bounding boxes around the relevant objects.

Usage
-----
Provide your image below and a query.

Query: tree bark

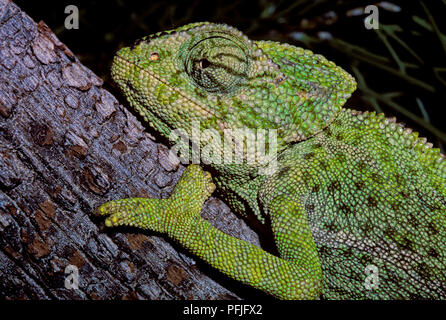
[0,0,262,299]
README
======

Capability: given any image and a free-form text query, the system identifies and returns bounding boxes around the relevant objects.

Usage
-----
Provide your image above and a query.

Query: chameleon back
[261,109,446,299]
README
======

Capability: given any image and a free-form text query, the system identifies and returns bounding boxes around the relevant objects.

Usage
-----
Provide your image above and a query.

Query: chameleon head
[112,22,356,147]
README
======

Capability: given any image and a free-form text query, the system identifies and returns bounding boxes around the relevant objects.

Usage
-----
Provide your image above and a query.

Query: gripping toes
[94,165,216,233]
[94,198,164,231]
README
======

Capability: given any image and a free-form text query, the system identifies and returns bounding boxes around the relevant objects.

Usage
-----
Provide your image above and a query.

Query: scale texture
[96,22,446,299]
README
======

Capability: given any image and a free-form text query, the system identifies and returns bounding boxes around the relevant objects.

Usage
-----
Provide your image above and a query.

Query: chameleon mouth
[111,52,132,84]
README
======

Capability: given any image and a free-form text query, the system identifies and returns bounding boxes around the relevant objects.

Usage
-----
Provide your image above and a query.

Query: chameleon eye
[183,36,249,94]
[150,52,159,61]
[199,58,210,69]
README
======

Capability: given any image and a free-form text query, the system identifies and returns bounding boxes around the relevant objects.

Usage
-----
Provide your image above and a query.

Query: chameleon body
[95,22,446,299]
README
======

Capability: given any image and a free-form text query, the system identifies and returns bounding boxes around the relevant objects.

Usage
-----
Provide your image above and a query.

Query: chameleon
[95,22,446,299]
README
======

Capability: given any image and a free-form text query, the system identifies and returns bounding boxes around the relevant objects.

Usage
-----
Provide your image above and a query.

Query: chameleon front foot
[94,165,215,234]
[94,197,165,231]
[95,165,322,299]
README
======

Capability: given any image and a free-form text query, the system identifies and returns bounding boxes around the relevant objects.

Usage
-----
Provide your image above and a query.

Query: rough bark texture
[0,0,263,299]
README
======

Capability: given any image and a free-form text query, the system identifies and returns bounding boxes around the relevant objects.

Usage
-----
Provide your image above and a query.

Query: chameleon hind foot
[94,165,215,233]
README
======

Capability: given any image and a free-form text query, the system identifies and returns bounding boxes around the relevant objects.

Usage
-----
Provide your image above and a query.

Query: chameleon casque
[95,22,446,299]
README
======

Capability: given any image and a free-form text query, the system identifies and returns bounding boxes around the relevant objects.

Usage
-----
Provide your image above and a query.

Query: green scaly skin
[95,22,446,299]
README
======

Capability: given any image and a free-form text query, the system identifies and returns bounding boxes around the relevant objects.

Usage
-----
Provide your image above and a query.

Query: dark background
[14,0,446,151]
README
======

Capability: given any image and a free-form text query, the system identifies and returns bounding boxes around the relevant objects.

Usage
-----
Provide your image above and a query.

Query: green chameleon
[95,22,446,299]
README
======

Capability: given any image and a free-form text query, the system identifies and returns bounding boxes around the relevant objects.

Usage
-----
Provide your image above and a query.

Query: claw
[105,216,117,227]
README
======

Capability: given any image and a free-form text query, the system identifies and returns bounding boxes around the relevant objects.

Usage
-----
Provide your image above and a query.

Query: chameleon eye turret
[180,33,250,94]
